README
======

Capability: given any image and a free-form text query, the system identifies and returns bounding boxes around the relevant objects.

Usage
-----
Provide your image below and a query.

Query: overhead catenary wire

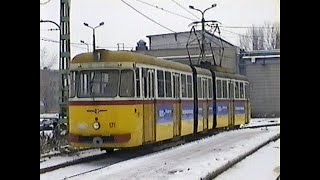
[40,0,52,5]
[40,28,59,31]
[40,37,88,50]
[220,28,267,38]
[220,25,279,29]
[136,0,197,21]
[42,1,238,60]
[219,28,276,45]
[170,0,200,20]
[121,0,176,33]
[41,37,134,50]
[122,0,226,50]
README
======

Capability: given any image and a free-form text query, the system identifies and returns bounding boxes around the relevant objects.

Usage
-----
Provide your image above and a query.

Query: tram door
[173,73,181,137]
[244,83,250,124]
[228,81,235,126]
[142,68,156,143]
[202,78,209,131]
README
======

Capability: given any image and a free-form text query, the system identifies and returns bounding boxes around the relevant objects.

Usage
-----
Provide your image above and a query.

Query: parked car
[40,118,58,131]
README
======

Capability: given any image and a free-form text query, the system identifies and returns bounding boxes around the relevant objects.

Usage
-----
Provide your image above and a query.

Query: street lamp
[80,40,89,52]
[189,4,216,17]
[83,22,104,52]
[189,4,217,61]
[40,19,60,30]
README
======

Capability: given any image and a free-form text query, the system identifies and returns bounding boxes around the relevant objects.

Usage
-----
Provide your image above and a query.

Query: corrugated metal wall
[242,58,280,117]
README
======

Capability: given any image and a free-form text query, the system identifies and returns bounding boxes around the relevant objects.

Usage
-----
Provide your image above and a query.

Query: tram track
[40,123,280,177]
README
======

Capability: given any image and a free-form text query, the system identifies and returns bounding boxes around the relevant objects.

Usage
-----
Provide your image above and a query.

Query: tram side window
[135,69,140,98]
[216,79,222,99]
[69,71,77,97]
[222,80,228,99]
[240,82,244,99]
[120,70,134,97]
[165,71,172,98]
[149,70,155,98]
[181,74,187,98]
[173,73,180,99]
[208,78,213,99]
[203,78,208,99]
[245,83,250,99]
[197,77,202,98]
[187,75,193,98]
[157,70,165,98]
[235,81,240,99]
[142,68,148,98]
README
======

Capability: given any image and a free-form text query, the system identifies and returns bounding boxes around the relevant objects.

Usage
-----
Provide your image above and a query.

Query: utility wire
[170,0,200,20]
[221,26,279,29]
[136,0,197,21]
[121,0,176,33]
[40,0,52,5]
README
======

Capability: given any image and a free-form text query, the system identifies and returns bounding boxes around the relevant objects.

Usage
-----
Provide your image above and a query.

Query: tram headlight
[93,122,100,130]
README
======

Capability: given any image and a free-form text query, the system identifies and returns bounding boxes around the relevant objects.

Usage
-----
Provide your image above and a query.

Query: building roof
[146,30,236,47]
[242,49,280,56]
[241,49,280,62]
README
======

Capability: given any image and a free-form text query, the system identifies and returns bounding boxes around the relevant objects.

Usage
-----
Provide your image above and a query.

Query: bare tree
[239,22,280,51]
[240,25,264,51]
[263,22,280,50]
[40,47,60,113]
[40,47,57,69]
[40,69,60,113]
[239,34,251,51]
[257,27,265,50]
[275,24,280,49]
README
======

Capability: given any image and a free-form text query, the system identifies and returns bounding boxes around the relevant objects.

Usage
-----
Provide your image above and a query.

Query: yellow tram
[68,50,250,150]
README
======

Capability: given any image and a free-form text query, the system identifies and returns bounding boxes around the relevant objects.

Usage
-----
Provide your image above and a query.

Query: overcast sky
[40,0,280,69]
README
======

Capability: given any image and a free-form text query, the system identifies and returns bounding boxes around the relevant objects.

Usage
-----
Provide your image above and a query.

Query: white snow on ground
[41,157,111,180]
[216,139,280,180]
[41,150,63,158]
[40,149,104,169]
[40,113,59,118]
[40,113,59,122]
[40,118,279,180]
[40,126,279,180]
